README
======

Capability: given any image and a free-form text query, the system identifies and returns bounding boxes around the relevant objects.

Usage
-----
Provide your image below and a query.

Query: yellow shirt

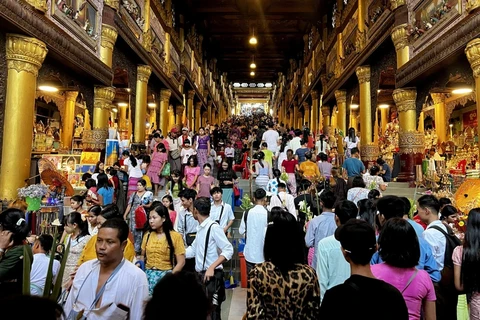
[300,161,320,179]
[141,231,186,270]
[77,234,136,265]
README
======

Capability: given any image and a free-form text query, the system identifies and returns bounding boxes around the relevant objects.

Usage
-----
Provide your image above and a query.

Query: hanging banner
[463,110,477,128]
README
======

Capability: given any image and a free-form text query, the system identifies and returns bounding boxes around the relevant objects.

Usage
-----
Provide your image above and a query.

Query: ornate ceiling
[183,0,322,83]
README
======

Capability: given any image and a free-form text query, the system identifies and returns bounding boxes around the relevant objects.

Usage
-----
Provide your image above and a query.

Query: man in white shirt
[305,190,337,268]
[316,200,358,302]
[239,188,269,275]
[30,234,60,296]
[177,189,199,272]
[186,197,233,320]
[210,187,235,234]
[268,183,296,218]
[262,122,280,153]
[288,129,302,154]
[64,219,149,320]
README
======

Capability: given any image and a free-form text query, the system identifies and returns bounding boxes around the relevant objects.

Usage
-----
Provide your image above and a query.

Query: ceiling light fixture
[38,74,63,92]
[118,102,128,107]
[249,27,257,45]
[350,104,359,109]
[447,74,473,94]
[112,108,118,113]
[378,104,389,109]
[250,55,256,69]
[451,88,473,94]
[147,102,156,108]
[250,71,255,76]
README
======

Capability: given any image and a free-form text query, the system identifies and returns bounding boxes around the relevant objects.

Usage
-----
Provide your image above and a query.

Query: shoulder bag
[184,213,197,246]
[200,222,225,306]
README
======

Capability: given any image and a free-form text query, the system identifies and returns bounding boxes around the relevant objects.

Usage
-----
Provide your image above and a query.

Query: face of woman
[99,163,104,170]
[137,182,146,192]
[64,223,76,234]
[221,162,229,170]
[446,214,458,224]
[162,198,172,208]
[87,215,97,226]
[172,175,179,181]
[149,211,165,230]
[96,215,106,227]
[203,166,211,176]
[189,158,196,167]
[199,128,205,135]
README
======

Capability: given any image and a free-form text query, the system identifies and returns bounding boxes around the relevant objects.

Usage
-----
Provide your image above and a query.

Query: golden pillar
[303,102,311,127]
[418,111,425,133]
[293,102,299,129]
[93,86,115,129]
[100,24,118,67]
[148,108,156,130]
[321,106,331,134]
[141,0,152,52]
[119,104,127,130]
[431,93,447,144]
[218,101,224,124]
[62,91,79,149]
[466,39,480,152]
[334,90,347,135]
[168,106,175,130]
[393,88,424,181]
[391,24,409,69]
[160,89,171,135]
[356,66,372,144]
[350,109,358,132]
[202,111,208,127]
[175,105,185,129]
[311,90,319,134]
[187,90,195,130]
[331,106,338,129]
[356,0,366,52]
[380,107,389,135]
[207,100,213,126]
[134,65,152,142]
[195,101,202,131]
[0,34,47,200]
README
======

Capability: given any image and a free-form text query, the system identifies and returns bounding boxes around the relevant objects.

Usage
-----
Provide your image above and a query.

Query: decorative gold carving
[25,0,47,13]
[94,86,115,110]
[391,24,408,51]
[311,90,319,100]
[446,92,476,119]
[65,91,79,103]
[321,106,331,117]
[187,90,195,100]
[390,0,406,11]
[430,93,446,105]
[6,34,47,76]
[465,38,480,78]
[393,88,417,112]
[356,66,371,84]
[160,89,172,102]
[466,0,480,13]
[195,101,202,110]
[334,59,342,79]
[82,128,109,150]
[334,90,347,103]
[101,24,118,50]
[361,144,380,162]
[142,29,153,52]
[355,29,366,53]
[176,105,185,115]
[399,131,425,154]
[137,65,152,83]
[104,0,120,10]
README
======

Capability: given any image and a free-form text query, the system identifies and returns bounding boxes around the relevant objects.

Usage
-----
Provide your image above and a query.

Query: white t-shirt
[344,136,360,150]
[289,137,302,154]
[124,157,143,178]
[181,148,196,164]
[315,140,330,154]
[262,129,280,152]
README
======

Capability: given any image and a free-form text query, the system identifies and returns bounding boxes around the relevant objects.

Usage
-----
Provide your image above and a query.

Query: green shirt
[0,244,32,297]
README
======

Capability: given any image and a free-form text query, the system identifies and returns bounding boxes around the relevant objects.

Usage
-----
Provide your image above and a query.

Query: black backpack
[429,225,461,290]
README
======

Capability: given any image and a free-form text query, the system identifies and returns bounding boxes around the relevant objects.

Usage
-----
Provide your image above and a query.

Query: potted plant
[18,184,49,211]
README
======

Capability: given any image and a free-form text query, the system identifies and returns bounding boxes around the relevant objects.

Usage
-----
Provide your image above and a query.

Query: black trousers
[197,270,225,320]
[434,282,458,320]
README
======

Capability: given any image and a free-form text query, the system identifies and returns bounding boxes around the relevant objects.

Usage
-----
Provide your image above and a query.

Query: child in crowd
[183,155,200,189]
[180,139,196,175]
[165,170,184,216]
[196,163,215,198]
[261,142,274,167]
[267,169,287,196]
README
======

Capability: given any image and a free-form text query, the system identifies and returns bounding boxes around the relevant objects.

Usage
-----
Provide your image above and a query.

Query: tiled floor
[221,287,247,319]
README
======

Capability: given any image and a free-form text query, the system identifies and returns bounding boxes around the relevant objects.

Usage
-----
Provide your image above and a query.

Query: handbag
[233,185,240,198]
[134,206,147,230]
[184,213,196,246]
[170,149,181,160]
[161,162,171,177]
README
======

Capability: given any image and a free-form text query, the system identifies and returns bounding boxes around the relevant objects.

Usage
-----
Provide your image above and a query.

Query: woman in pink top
[147,143,168,196]
[183,155,200,189]
[371,218,436,320]
[161,194,177,226]
[454,208,480,320]
[196,163,215,198]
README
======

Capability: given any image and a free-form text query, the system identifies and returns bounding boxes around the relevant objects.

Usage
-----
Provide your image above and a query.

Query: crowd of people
[0,114,478,320]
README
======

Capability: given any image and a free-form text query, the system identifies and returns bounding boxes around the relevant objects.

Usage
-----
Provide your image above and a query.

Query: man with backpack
[239,188,269,276]
[417,195,461,320]
[268,183,296,218]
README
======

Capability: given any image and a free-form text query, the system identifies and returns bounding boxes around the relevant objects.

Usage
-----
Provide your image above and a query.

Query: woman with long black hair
[454,208,480,319]
[140,204,185,295]
[254,151,272,190]
[122,150,143,197]
[344,127,360,158]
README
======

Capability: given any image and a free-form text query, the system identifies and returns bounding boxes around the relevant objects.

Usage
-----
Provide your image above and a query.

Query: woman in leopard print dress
[246,208,320,319]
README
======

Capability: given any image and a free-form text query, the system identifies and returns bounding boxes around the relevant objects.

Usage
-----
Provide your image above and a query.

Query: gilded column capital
[321,106,331,116]
[65,91,79,103]
[391,24,408,52]
[389,0,406,11]
[207,100,213,107]
[6,34,47,76]
[25,0,47,13]
[430,93,446,104]
[94,86,116,110]
[178,74,187,86]
[104,0,119,10]
[188,90,195,100]
[465,38,480,78]
[160,89,172,102]
[176,105,185,115]
[466,0,480,13]
[137,65,152,83]
[311,90,319,100]
[356,66,371,84]
[334,89,347,103]
[393,88,417,112]
[101,24,118,50]
[195,101,202,110]
[303,102,310,110]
